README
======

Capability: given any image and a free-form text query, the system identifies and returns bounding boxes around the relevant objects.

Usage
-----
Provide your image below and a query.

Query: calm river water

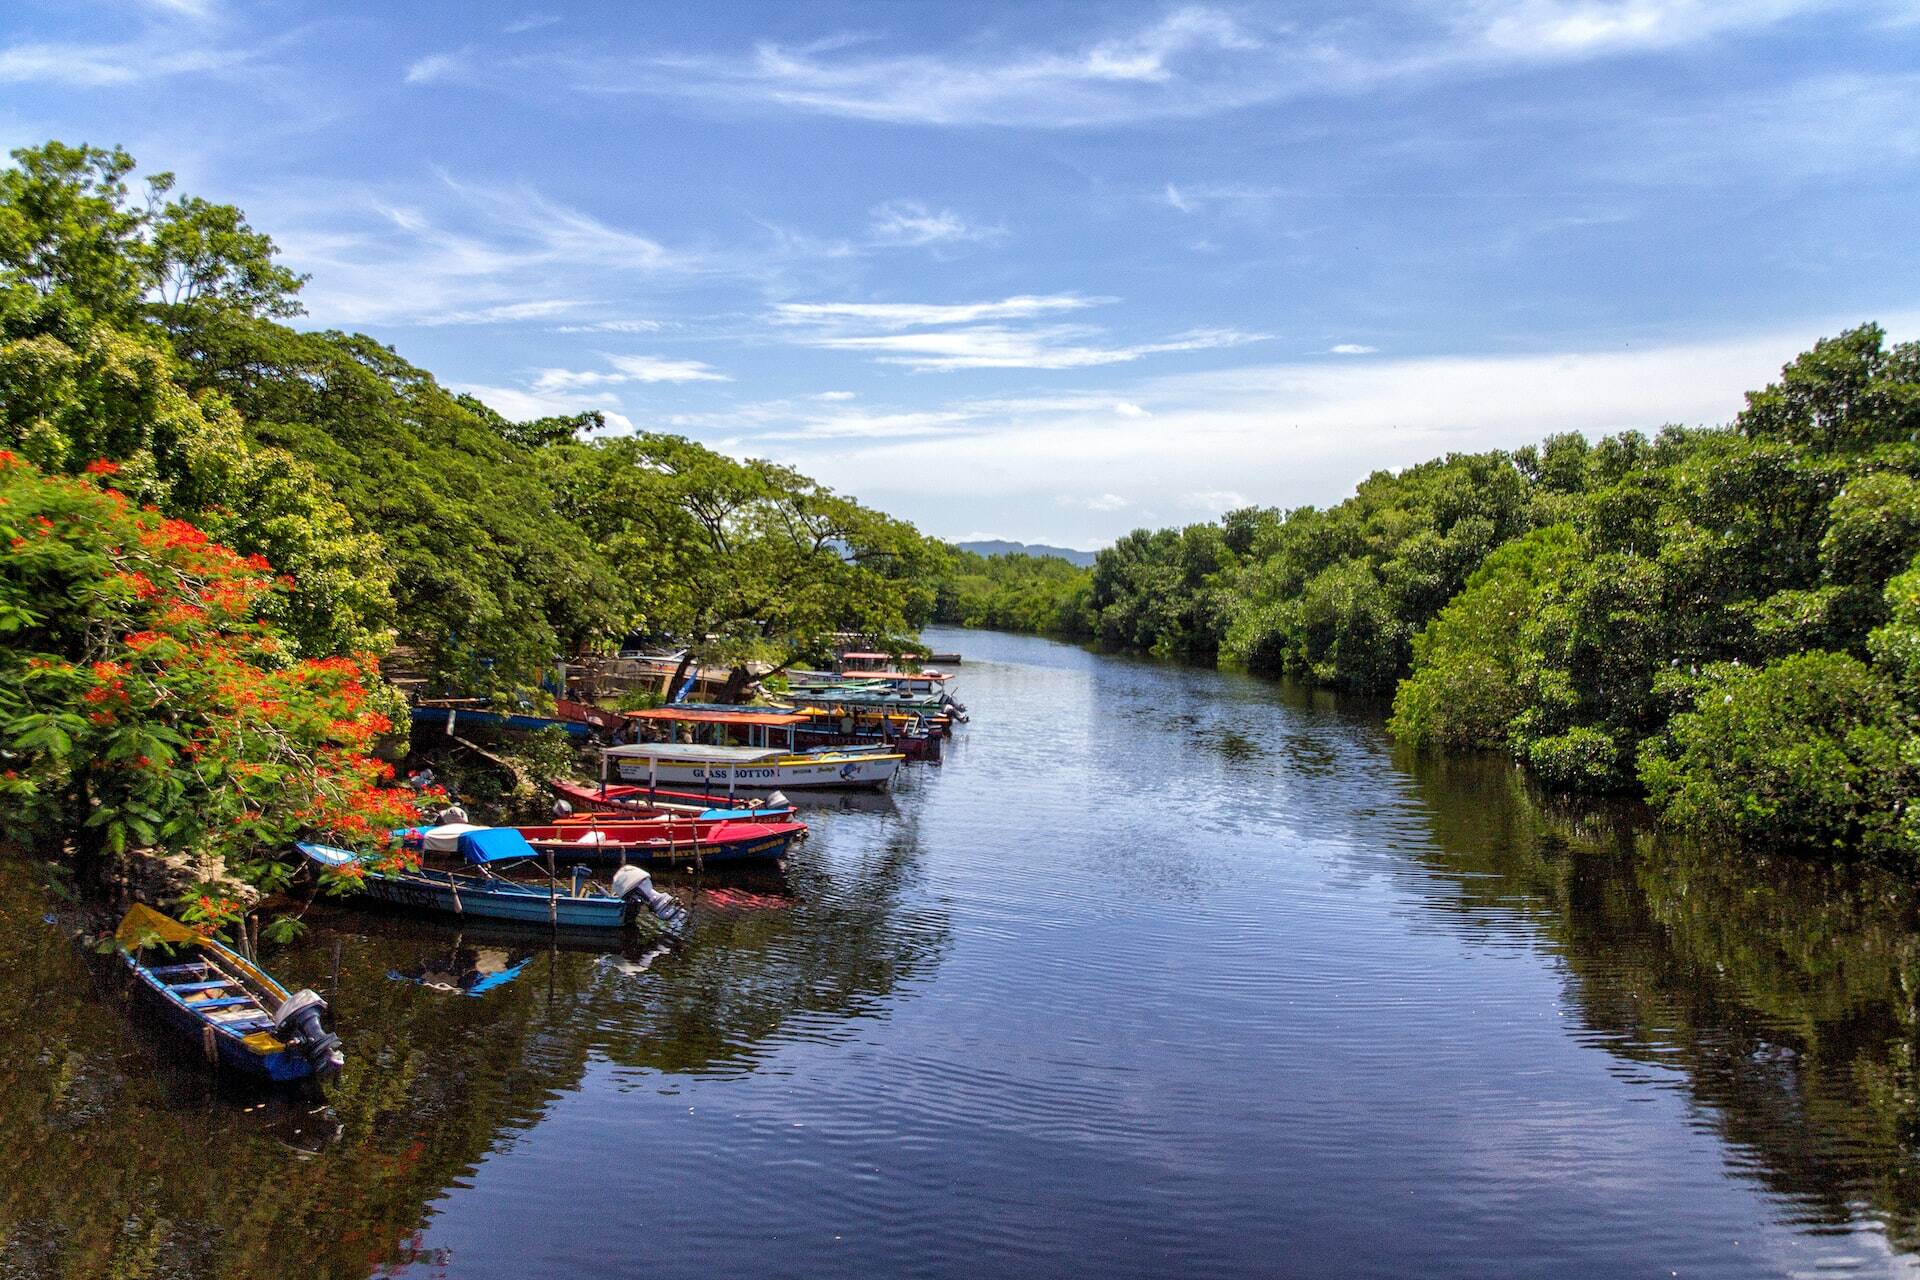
[7,626,1920,1278]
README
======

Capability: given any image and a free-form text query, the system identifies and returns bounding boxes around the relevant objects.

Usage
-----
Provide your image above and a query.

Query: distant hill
[953,539,1098,568]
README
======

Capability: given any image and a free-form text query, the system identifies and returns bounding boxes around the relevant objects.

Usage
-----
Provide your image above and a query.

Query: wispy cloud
[797,323,1269,371]
[280,175,691,327]
[868,200,1006,247]
[503,14,561,35]
[1328,343,1377,355]
[454,382,634,432]
[1463,0,1828,58]
[554,318,663,333]
[0,38,250,85]
[532,354,729,393]
[405,51,467,85]
[772,295,1101,327]
[581,7,1284,126]
[537,2,1850,129]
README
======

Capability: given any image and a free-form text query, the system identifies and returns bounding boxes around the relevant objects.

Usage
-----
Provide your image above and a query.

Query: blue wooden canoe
[114,905,343,1085]
[298,834,683,931]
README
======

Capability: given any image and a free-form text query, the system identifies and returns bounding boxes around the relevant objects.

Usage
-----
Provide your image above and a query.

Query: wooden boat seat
[150,963,210,977]
[182,995,254,1009]
[166,980,233,992]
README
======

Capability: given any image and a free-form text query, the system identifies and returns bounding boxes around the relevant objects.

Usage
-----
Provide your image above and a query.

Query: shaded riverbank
[5,627,1920,1278]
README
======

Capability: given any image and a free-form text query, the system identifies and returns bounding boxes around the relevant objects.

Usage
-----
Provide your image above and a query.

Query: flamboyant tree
[0,454,423,937]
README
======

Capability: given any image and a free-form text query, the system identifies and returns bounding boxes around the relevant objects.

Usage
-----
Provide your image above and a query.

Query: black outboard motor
[272,989,345,1080]
[612,865,686,929]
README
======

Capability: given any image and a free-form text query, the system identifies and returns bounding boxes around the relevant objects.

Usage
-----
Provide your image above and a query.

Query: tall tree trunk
[719,665,754,704]
[664,652,696,704]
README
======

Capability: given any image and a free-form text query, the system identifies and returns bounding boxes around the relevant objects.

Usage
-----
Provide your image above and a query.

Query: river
[5,626,1920,1278]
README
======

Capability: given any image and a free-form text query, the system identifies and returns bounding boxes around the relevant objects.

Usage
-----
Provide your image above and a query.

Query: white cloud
[1328,343,1378,355]
[280,176,690,327]
[412,299,585,326]
[0,39,248,85]
[607,354,729,383]
[454,382,634,433]
[1114,401,1151,417]
[797,323,1269,372]
[1465,0,1826,57]
[748,316,1920,542]
[1182,489,1249,512]
[868,200,1005,247]
[580,6,1282,127]
[1163,183,1196,213]
[554,318,662,333]
[1087,493,1131,511]
[814,390,857,401]
[503,14,561,35]
[772,295,1102,328]
[531,354,729,393]
[405,51,466,85]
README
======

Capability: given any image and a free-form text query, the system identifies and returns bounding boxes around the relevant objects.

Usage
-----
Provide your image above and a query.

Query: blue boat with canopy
[298,825,685,931]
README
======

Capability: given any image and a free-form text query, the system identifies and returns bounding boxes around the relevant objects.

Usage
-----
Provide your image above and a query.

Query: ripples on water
[5,627,1920,1278]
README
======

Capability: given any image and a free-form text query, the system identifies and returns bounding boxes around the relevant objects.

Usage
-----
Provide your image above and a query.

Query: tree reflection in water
[0,810,949,1279]
[1394,749,1920,1252]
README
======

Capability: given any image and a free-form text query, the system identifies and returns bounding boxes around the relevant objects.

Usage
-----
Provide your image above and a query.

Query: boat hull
[122,948,316,1084]
[611,754,901,791]
[523,826,803,866]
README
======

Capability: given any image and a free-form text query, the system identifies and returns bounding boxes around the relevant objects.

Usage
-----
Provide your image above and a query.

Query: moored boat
[610,708,907,790]
[507,816,807,866]
[114,904,344,1084]
[547,776,795,820]
[302,829,686,929]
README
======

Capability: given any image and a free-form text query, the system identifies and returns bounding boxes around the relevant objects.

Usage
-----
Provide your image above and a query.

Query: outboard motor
[272,989,345,1080]
[766,791,790,810]
[612,864,686,928]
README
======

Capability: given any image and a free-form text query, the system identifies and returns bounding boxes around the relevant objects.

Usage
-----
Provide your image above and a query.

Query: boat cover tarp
[115,904,201,950]
[458,827,540,865]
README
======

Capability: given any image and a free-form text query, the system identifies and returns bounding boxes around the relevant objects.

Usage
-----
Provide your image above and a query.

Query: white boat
[601,742,903,793]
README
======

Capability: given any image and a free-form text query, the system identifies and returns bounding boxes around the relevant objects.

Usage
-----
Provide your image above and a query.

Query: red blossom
[84,459,121,476]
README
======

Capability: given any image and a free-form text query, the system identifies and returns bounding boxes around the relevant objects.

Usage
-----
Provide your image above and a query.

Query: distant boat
[299,828,686,930]
[114,904,344,1085]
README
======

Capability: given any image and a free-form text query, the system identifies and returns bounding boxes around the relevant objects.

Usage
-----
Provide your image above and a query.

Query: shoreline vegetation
[0,141,942,936]
[935,329,1920,862]
[1,132,1914,933]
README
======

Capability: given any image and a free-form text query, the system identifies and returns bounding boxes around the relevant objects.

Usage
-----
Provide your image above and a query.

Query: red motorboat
[512,817,808,866]
[547,777,797,821]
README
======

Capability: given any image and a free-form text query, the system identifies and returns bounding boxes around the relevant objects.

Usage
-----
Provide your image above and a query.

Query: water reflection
[1393,749,1920,1253]
[0,790,950,1278]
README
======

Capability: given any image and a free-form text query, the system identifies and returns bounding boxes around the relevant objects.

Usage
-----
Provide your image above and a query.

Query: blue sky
[4,1,1918,547]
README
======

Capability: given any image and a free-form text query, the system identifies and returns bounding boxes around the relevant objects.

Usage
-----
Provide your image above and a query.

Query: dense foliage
[932,547,1092,636]
[0,138,945,913]
[964,327,1920,859]
[0,455,423,934]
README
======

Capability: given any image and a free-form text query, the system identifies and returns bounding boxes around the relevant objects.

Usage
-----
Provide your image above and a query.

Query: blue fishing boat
[114,905,344,1085]
[298,827,685,931]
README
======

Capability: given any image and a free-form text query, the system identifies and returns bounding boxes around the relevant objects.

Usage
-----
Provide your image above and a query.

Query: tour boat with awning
[604,707,905,790]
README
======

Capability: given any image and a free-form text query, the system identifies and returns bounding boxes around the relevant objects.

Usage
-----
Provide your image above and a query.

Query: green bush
[1526,727,1625,793]
[1638,651,1918,857]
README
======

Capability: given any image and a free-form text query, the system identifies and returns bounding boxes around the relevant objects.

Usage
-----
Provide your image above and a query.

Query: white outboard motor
[611,865,686,928]
[272,989,345,1079]
[765,791,790,810]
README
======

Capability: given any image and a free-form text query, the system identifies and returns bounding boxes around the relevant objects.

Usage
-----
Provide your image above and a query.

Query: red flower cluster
[84,459,121,476]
